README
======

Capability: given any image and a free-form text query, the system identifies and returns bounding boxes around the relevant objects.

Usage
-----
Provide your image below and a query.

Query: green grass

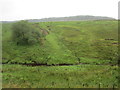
[2,64,118,88]
[2,20,118,65]
[45,33,77,65]
[2,20,119,88]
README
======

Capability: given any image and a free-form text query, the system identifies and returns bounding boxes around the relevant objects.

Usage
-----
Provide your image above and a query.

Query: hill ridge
[2,15,116,23]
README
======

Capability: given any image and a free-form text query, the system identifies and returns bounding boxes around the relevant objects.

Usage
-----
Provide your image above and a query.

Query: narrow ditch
[2,62,117,67]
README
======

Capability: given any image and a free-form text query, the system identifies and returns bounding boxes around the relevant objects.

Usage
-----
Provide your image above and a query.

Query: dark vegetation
[12,20,41,45]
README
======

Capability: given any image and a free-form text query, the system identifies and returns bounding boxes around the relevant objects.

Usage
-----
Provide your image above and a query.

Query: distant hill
[1,21,16,23]
[28,15,116,22]
[2,15,116,23]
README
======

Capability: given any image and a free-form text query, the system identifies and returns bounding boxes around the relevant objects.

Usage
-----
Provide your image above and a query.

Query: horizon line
[0,15,117,22]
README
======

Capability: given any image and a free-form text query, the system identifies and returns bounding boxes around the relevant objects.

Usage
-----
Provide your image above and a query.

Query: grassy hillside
[2,20,118,88]
[2,20,118,65]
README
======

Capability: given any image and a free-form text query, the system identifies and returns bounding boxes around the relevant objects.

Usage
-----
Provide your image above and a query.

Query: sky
[0,0,119,21]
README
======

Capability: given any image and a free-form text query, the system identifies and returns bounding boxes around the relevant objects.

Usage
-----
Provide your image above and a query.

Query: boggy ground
[2,64,118,88]
[2,20,118,88]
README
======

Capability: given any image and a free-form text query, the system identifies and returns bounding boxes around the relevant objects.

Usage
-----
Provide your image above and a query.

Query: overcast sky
[0,0,119,21]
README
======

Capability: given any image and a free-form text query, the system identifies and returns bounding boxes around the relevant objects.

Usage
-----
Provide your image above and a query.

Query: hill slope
[2,20,118,65]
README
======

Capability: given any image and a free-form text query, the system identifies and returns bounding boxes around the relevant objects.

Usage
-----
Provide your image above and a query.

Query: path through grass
[45,33,78,65]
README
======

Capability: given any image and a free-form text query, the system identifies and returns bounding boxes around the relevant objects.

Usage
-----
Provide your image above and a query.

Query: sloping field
[2,20,118,65]
[2,20,119,88]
